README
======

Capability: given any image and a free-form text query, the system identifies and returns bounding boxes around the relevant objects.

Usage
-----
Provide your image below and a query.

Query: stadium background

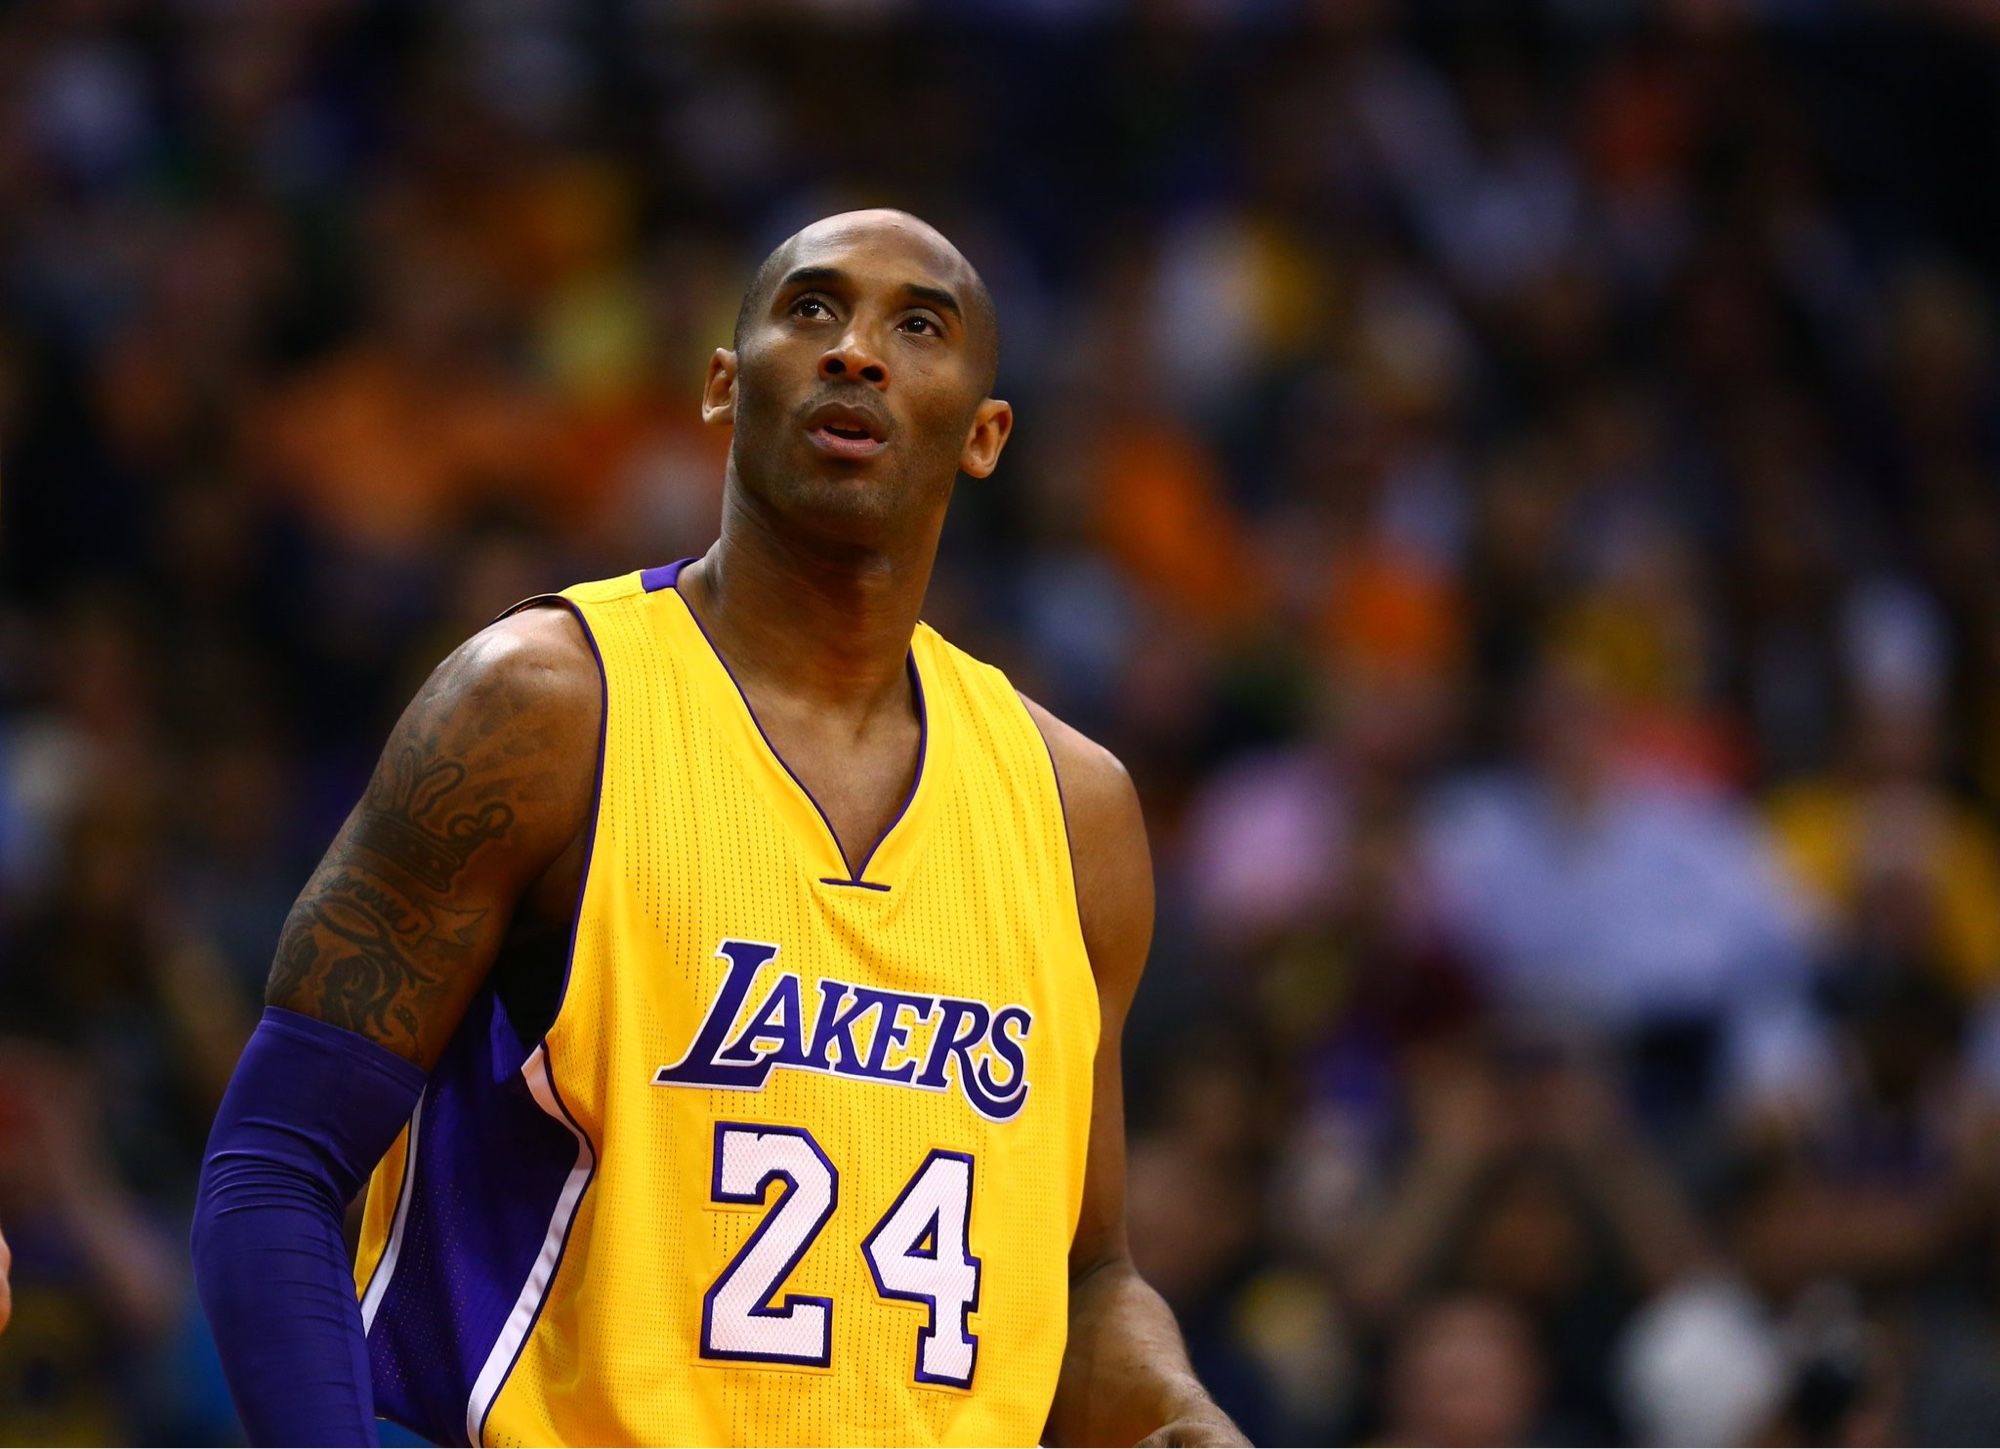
[8,0,2000,1442]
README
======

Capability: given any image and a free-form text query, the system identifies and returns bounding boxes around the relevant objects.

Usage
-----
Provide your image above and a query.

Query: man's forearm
[1046,1256,1245,1447]
[193,1146,380,1446]
[192,1008,426,1446]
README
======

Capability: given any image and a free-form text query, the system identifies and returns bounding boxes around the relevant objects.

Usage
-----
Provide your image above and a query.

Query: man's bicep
[267,608,600,1069]
[263,819,512,1071]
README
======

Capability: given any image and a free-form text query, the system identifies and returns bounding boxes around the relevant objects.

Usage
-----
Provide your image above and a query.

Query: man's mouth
[805,402,890,460]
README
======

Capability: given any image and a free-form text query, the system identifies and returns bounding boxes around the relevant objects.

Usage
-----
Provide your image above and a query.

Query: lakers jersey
[351,560,1100,1447]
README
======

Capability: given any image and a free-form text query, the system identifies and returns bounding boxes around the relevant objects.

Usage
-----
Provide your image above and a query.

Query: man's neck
[679,487,938,721]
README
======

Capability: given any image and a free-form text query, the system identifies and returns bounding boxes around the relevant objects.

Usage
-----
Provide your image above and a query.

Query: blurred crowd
[8,0,2000,1443]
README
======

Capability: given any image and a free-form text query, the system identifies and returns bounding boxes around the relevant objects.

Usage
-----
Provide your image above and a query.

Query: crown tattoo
[362,748,513,892]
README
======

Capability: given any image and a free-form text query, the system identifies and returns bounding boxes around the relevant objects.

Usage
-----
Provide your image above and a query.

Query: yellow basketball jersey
[351,561,1099,1447]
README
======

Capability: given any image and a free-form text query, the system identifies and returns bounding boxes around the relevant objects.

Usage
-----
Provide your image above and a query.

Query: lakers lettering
[654,940,1033,1121]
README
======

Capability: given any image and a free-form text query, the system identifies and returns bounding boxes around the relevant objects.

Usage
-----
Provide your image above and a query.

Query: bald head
[733,209,1000,394]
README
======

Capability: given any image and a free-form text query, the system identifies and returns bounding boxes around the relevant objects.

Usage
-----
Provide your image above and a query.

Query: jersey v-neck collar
[643,557,937,891]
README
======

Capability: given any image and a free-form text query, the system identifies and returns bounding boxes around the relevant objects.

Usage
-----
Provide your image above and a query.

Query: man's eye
[902,315,940,336]
[792,297,830,319]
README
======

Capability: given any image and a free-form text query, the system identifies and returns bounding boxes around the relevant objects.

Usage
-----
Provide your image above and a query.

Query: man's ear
[960,397,1014,479]
[702,349,738,426]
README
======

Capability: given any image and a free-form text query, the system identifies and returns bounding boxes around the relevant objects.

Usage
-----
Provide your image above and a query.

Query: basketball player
[191,210,1247,1448]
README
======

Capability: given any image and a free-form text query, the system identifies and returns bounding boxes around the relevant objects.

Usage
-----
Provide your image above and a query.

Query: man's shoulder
[385,603,605,821]
[907,623,1135,810]
[453,603,603,730]
[396,608,602,803]
[1014,693,1135,824]
[1012,691,1152,1000]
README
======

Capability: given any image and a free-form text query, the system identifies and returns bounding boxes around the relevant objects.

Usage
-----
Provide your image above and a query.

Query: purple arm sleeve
[191,1007,427,1448]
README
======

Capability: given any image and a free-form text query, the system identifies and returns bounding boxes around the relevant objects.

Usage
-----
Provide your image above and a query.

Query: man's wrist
[1139,1401,1251,1448]
[1155,1386,1240,1433]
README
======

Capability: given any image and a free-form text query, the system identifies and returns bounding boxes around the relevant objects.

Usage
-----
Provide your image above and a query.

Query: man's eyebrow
[903,283,963,320]
[779,265,847,291]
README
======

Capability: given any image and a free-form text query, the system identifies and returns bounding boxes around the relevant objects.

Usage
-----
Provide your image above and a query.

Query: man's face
[706,212,1009,546]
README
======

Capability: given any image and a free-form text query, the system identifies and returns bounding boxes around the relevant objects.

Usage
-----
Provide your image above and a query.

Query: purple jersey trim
[363,992,582,1445]
[639,557,697,593]
[354,1093,422,1327]
[860,660,928,884]
[660,557,927,890]
[1027,707,1086,943]
[472,1039,596,1447]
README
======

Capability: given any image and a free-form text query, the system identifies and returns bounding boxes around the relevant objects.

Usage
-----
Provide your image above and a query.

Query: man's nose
[819,330,889,388]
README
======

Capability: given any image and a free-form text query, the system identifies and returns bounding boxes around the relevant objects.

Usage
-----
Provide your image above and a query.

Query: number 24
[700,1123,982,1390]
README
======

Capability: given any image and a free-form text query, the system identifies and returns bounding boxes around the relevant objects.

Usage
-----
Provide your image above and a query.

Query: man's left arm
[1024,699,1249,1449]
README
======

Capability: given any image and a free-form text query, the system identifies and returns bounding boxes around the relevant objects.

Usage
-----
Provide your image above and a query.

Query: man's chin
[769,471,912,544]
[731,448,950,549]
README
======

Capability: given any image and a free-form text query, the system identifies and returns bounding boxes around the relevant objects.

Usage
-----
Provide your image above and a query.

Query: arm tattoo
[352,744,513,892]
[267,868,489,1045]
[267,653,551,1063]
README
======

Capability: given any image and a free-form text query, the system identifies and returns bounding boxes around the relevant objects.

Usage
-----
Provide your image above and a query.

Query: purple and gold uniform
[351,560,1099,1447]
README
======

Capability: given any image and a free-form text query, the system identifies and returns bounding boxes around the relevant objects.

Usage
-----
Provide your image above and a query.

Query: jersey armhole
[1012,693,1101,1061]
[490,591,611,1059]
[1025,710,1089,953]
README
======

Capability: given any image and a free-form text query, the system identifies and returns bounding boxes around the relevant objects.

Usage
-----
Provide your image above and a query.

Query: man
[192,209,1247,1449]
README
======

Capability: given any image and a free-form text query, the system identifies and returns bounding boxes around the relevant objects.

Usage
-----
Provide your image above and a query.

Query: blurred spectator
[1422,651,1827,1139]
[1615,1276,1784,1447]
[1770,694,2000,1002]
[1377,1295,1548,1448]
[0,1045,180,1444]
[1341,1042,1706,1440]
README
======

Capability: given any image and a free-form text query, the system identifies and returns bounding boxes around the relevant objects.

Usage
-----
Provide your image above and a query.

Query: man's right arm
[263,605,601,1066]
[192,605,600,1446]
